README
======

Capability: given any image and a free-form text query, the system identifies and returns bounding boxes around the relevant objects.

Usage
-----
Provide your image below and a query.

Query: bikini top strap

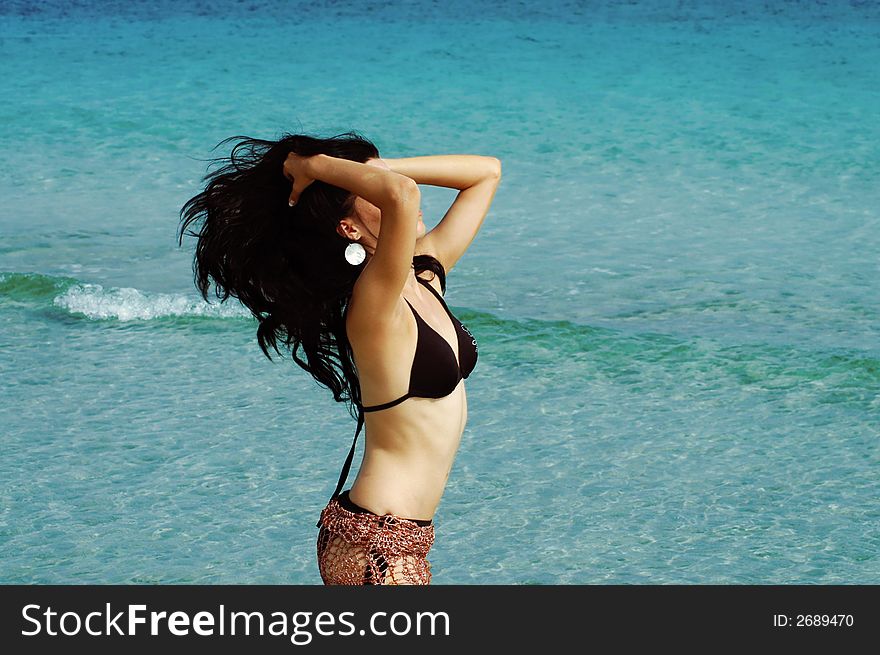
[317,403,365,528]
[415,275,448,307]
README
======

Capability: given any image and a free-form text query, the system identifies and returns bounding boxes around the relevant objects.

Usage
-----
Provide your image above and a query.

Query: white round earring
[344,241,366,266]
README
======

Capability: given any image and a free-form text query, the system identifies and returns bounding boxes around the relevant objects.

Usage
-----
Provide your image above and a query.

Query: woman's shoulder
[346,257,445,335]
[345,278,413,350]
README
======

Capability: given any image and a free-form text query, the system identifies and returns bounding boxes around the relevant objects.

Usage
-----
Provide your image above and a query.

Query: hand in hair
[283,153,317,206]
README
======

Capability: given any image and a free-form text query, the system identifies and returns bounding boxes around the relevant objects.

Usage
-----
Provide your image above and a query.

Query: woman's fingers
[289,181,309,206]
[283,154,296,205]
[288,179,316,206]
[284,153,314,207]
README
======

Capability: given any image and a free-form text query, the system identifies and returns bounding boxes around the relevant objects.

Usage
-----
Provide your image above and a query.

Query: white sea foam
[53,283,250,321]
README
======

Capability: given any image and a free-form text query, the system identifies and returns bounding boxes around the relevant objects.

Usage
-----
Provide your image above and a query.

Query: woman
[179,131,501,585]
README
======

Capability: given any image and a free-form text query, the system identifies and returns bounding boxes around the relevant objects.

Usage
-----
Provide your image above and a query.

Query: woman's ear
[336,219,359,241]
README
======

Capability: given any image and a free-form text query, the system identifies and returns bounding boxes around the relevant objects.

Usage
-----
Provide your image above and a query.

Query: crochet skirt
[316,490,435,585]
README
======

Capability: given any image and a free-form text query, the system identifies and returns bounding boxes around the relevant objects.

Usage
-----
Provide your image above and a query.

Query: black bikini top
[361,275,478,412]
[320,276,479,513]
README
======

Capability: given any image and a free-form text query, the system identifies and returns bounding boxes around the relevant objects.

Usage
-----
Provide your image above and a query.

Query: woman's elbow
[387,175,421,205]
[487,157,502,179]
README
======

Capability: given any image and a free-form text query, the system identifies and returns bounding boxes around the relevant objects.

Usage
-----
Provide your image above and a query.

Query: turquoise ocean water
[1,1,878,584]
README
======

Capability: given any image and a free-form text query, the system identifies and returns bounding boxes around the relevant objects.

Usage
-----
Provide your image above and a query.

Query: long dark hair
[177,131,446,425]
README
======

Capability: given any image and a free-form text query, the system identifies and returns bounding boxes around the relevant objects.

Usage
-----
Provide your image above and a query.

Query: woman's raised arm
[384,154,501,274]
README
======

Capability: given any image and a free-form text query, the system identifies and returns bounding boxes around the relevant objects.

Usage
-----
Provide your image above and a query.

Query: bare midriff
[349,380,468,522]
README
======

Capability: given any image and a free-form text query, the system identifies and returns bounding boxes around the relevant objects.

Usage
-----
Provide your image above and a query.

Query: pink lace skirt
[316,490,435,585]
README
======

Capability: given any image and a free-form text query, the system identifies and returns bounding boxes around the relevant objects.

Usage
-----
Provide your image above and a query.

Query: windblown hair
[178,131,446,421]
